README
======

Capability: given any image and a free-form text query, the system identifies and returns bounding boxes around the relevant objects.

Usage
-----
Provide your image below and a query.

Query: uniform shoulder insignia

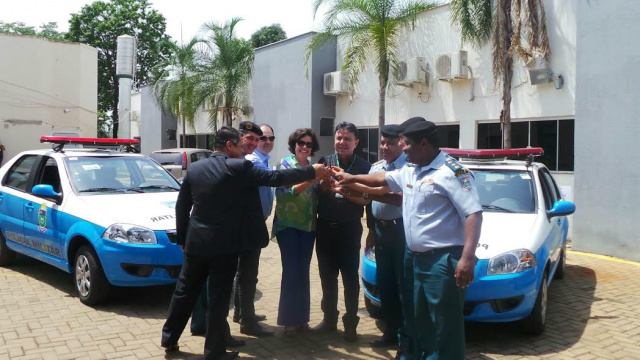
[444,157,468,176]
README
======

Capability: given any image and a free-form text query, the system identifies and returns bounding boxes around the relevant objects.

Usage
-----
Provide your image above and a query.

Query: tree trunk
[112,76,119,138]
[182,116,186,147]
[501,0,514,149]
[378,84,386,159]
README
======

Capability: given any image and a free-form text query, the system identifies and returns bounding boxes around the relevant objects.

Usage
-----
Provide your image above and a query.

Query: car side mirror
[548,200,575,218]
[32,184,62,205]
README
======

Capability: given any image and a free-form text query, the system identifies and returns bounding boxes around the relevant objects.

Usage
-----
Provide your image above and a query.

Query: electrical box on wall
[435,51,468,80]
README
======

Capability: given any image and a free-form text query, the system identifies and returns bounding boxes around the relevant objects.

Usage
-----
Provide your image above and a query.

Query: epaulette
[444,157,469,177]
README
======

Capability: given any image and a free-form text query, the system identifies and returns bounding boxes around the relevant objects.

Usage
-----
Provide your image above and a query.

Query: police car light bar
[442,147,544,158]
[40,136,140,146]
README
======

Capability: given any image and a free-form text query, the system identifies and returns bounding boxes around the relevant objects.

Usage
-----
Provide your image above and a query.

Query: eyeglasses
[259,136,276,141]
[296,140,313,148]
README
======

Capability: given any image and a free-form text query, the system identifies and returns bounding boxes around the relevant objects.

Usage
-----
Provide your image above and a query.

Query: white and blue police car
[361,148,576,335]
[0,137,183,305]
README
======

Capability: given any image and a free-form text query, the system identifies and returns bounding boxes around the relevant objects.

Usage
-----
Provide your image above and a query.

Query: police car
[0,137,183,305]
[361,148,576,335]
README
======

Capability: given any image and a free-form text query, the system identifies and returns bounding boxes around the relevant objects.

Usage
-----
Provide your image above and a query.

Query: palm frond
[450,0,492,49]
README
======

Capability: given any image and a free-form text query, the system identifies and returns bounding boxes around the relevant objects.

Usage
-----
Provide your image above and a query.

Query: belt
[319,218,357,228]
[375,218,403,226]
[412,245,464,256]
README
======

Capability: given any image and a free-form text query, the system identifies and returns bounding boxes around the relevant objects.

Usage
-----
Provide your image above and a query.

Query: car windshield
[149,152,182,166]
[473,169,535,213]
[64,156,180,194]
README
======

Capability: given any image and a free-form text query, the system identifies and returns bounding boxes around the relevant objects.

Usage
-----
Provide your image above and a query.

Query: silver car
[149,148,213,180]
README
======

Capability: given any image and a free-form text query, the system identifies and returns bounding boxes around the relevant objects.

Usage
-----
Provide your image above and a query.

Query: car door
[22,156,66,265]
[0,155,39,251]
[538,168,563,266]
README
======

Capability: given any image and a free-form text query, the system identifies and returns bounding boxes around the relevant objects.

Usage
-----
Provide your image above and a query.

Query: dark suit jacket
[175,151,315,256]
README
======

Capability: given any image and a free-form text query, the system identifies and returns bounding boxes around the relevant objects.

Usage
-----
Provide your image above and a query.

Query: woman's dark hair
[214,126,241,150]
[288,128,320,156]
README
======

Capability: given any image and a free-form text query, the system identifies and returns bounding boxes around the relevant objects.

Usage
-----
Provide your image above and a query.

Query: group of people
[160,117,483,360]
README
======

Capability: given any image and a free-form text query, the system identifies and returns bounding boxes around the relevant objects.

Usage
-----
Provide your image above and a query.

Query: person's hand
[334,170,355,184]
[312,164,333,181]
[454,255,476,289]
[365,231,375,249]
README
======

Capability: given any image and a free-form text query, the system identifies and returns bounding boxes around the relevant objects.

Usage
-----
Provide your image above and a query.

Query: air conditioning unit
[435,50,468,80]
[323,71,349,96]
[396,57,427,86]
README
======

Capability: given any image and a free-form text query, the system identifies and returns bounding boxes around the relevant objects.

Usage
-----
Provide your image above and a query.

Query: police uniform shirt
[369,153,407,221]
[385,151,482,252]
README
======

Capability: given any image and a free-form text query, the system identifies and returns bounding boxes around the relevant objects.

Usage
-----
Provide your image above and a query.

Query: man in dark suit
[161,127,332,360]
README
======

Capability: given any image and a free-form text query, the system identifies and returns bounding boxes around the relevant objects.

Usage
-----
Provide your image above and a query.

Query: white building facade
[0,34,98,163]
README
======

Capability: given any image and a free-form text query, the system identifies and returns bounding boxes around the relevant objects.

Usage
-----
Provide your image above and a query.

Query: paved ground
[1,237,640,359]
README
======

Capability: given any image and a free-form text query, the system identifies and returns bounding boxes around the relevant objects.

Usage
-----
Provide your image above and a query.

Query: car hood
[76,192,178,231]
[475,212,538,260]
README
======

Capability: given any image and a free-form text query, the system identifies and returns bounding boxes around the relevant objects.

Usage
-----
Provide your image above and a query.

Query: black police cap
[380,124,401,138]
[399,116,426,133]
[239,121,263,136]
[402,120,437,137]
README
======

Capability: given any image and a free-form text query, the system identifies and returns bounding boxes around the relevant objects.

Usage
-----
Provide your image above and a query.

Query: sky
[0,0,326,42]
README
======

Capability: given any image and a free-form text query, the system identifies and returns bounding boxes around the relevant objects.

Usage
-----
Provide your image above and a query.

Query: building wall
[253,33,337,165]
[138,85,178,155]
[573,0,640,260]
[0,34,97,163]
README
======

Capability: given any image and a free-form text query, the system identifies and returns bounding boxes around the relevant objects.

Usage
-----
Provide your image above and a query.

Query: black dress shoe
[225,336,246,348]
[161,343,179,352]
[240,323,274,337]
[233,313,267,323]
[217,350,239,360]
[370,334,398,347]
[311,320,337,333]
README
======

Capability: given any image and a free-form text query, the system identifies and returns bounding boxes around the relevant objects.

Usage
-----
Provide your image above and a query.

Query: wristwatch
[362,192,369,200]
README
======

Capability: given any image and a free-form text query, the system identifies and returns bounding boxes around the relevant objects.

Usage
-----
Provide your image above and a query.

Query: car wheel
[554,246,566,280]
[365,296,382,319]
[0,231,16,266]
[74,246,110,306]
[521,271,548,335]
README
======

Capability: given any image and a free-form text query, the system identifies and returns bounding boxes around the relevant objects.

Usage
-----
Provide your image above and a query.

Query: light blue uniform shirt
[245,150,274,219]
[369,153,407,220]
[385,151,482,252]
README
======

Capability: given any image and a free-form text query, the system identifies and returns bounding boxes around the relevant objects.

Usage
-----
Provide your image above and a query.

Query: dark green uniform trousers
[401,246,466,360]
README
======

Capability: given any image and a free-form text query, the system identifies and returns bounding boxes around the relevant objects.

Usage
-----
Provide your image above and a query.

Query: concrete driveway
[1,243,639,359]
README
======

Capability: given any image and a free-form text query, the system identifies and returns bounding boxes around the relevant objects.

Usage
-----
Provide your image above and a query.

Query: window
[4,155,37,191]
[180,134,215,150]
[538,169,560,210]
[35,157,62,194]
[436,124,460,148]
[477,119,574,171]
[355,128,379,163]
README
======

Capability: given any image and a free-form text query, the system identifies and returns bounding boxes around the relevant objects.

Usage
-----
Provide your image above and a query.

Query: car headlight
[364,246,376,262]
[487,249,536,275]
[103,223,157,244]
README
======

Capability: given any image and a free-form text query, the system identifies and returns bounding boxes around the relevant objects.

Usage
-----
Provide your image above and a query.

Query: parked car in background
[0,137,183,306]
[149,148,213,180]
[361,148,576,335]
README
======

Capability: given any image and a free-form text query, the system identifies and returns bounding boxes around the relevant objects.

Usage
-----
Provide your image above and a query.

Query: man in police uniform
[336,118,483,359]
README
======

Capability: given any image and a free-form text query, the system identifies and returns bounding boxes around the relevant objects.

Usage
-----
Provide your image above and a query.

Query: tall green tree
[150,38,203,147]
[195,18,254,129]
[0,21,66,40]
[306,0,435,145]
[66,0,172,138]
[451,0,550,148]
[250,24,287,48]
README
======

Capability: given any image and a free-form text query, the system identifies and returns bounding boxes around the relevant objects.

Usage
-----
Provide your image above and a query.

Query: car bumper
[361,251,380,306]
[95,231,183,287]
[464,259,541,322]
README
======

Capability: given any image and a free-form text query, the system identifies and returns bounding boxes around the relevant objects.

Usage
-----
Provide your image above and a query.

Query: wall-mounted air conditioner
[323,71,349,96]
[435,50,468,80]
[396,57,427,86]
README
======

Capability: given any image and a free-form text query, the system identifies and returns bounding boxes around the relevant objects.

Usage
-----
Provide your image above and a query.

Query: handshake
[311,164,335,181]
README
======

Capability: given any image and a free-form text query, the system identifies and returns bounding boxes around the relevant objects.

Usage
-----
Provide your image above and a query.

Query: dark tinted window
[355,128,379,163]
[4,155,37,191]
[35,157,62,193]
[149,152,183,165]
[436,124,460,148]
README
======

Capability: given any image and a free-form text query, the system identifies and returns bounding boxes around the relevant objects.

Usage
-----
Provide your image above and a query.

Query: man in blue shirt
[336,118,483,360]
[245,124,275,218]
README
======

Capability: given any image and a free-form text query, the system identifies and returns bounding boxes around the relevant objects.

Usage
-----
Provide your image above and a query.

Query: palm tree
[195,18,255,129]
[451,0,550,148]
[306,0,435,148]
[150,37,203,147]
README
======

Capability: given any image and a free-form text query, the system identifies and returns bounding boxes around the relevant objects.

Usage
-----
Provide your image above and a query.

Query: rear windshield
[149,152,182,165]
[473,170,536,213]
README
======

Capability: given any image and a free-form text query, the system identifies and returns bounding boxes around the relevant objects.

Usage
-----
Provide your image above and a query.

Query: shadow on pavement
[466,263,596,357]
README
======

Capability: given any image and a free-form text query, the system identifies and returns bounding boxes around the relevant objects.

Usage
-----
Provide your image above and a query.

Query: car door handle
[25,203,34,212]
